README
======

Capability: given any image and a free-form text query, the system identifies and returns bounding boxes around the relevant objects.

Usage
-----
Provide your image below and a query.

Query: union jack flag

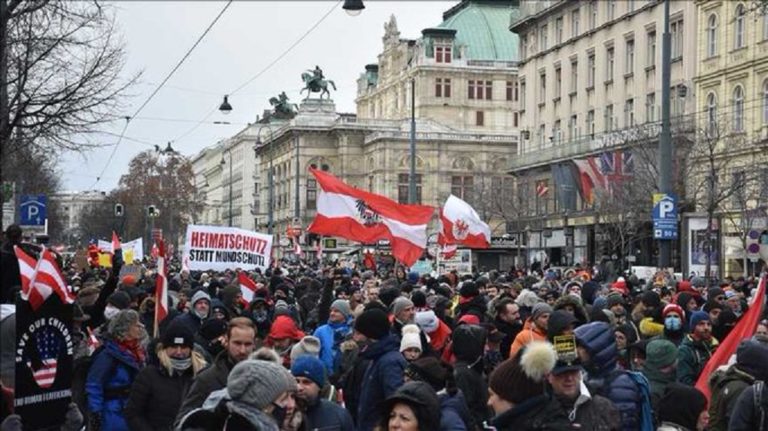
[598,150,634,181]
[28,327,60,388]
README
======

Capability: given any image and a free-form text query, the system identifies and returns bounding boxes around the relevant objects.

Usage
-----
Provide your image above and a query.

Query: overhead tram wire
[170,0,342,144]
[90,0,234,188]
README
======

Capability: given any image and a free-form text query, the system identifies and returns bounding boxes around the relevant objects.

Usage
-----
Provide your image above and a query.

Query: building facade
[509,0,698,267]
[693,1,768,276]
[50,190,107,243]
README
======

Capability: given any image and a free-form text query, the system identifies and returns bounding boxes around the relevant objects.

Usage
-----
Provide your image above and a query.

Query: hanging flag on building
[154,239,168,337]
[307,168,434,266]
[437,195,491,249]
[572,150,635,204]
[535,180,549,197]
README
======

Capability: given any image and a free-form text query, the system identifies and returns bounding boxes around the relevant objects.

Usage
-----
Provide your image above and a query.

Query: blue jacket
[304,397,355,431]
[313,319,352,373]
[440,390,471,431]
[575,322,644,431]
[85,339,143,431]
[356,334,406,431]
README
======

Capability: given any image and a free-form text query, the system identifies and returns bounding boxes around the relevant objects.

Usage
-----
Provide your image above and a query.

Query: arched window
[733,85,744,132]
[707,92,717,134]
[707,14,717,57]
[763,80,768,124]
[735,4,746,49]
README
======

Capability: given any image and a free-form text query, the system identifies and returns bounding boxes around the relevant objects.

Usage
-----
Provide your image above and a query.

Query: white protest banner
[97,237,144,263]
[183,225,273,272]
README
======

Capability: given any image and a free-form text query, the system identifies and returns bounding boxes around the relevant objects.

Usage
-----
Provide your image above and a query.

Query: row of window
[706,81,768,134]
[434,78,519,101]
[524,23,682,108]
[706,5,768,58]
[522,0,655,59]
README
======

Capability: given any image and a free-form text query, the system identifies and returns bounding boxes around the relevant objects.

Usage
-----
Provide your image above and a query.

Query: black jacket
[494,317,522,361]
[125,363,195,431]
[488,394,571,431]
[302,397,355,431]
[174,351,234,426]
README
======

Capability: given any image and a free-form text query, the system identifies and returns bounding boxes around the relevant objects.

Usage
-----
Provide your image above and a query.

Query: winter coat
[509,318,547,359]
[455,295,487,323]
[494,316,522,361]
[708,365,755,431]
[337,340,369,425]
[174,351,235,427]
[551,382,621,430]
[0,240,20,304]
[554,294,589,326]
[439,390,473,431]
[313,319,352,373]
[729,383,768,431]
[302,397,355,431]
[575,322,643,431]
[125,361,198,431]
[486,394,571,431]
[452,322,488,427]
[356,334,406,431]
[85,339,144,431]
[677,334,717,385]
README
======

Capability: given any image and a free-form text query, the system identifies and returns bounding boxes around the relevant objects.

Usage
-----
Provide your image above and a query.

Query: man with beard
[175,317,257,424]
[677,311,718,385]
[291,355,354,430]
[493,298,522,360]
[172,290,211,334]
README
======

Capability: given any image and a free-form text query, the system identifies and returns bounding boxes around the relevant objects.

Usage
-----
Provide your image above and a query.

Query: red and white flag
[154,239,169,337]
[438,195,491,249]
[440,244,458,260]
[238,272,258,303]
[307,168,434,266]
[536,180,549,197]
[15,246,74,310]
[696,275,766,401]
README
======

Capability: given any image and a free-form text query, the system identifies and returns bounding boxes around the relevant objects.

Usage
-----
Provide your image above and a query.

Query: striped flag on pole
[15,246,74,310]
[154,239,168,337]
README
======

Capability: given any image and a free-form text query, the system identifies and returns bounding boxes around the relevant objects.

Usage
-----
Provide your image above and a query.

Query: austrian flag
[438,195,491,249]
[307,168,434,266]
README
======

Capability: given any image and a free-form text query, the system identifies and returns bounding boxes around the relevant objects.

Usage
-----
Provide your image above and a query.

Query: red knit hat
[611,278,629,296]
[268,315,305,341]
[662,303,685,320]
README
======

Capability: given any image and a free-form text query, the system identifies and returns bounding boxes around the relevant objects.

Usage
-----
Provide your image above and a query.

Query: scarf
[118,338,146,365]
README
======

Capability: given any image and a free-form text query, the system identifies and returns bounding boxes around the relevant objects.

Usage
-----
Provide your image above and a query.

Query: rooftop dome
[437,0,519,62]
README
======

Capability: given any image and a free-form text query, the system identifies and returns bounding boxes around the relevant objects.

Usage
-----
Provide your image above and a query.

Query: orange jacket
[508,318,547,359]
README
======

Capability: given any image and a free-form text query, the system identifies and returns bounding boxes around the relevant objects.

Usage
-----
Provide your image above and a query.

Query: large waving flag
[15,246,74,310]
[438,195,491,249]
[695,275,766,402]
[307,168,434,266]
[154,239,169,337]
[238,271,258,303]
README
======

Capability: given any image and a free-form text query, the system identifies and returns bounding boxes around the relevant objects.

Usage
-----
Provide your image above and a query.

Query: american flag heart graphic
[27,327,59,388]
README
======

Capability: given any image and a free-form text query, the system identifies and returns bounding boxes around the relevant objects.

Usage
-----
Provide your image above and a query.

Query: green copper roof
[437,0,519,62]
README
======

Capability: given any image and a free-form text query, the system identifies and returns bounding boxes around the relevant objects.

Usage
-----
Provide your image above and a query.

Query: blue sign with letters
[652,193,677,240]
[20,194,47,226]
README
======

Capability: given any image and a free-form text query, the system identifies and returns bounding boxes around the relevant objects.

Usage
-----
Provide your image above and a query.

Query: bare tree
[0,1,137,229]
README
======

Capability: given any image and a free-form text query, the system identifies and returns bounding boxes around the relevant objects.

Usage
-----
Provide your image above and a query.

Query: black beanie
[107,291,131,310]
[459,281,479,298]
[641,291,661,308]
[379,287,401,308]
[658,383,706,430]
[411,290,427,308]
[200,318,228,341]
[161,321,195,349]
[406,357,447,392]
[546,310,578,342]
[354,308,390,340]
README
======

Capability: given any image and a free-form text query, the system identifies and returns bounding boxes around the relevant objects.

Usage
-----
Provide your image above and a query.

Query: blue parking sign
[652,193,677,240]
[20,194,47,226]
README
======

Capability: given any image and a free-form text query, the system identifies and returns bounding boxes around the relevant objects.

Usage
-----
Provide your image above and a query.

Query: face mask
[169,357,192,371]
[104,306,120,320]
[665,316,682,331]
[271,402,288,424]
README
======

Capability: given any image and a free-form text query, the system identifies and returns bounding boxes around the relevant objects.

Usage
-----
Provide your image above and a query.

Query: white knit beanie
[400,324,422,352]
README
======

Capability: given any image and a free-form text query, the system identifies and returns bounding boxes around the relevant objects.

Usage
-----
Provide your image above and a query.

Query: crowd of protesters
[1,224,768,430]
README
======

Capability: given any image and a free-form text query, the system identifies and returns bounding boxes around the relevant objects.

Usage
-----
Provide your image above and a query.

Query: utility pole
[658,0,673,268]
[408,77,417,204]
[294,134,300,221]
[228,149,233,227]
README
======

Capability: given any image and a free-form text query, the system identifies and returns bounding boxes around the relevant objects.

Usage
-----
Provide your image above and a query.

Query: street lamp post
[658,0,673,268]
[408,77,417,204]
[255,124,275,235]
[220,148,234,227]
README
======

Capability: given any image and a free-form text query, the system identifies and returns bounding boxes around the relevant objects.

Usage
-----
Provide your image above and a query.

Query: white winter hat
[400,324,422,352]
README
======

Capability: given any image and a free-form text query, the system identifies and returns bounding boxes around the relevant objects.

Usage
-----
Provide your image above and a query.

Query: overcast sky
[60,1,456,192]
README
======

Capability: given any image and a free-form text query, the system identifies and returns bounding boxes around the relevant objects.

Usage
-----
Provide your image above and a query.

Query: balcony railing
[365,130,518,145]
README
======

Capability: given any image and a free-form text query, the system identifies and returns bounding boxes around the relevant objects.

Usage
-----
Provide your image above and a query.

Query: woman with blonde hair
[124,321,206,430]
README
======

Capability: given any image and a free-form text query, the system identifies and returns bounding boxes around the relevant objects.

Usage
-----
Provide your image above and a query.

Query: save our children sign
[183,225,273,272]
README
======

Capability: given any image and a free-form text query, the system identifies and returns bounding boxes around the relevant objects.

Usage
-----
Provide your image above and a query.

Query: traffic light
[114,203,124,217]
[147,205,158,217]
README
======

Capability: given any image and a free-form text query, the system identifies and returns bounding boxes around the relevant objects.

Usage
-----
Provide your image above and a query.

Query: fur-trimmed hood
[553,294,589,325]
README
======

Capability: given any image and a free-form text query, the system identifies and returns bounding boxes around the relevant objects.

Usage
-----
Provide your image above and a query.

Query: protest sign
[183,225,273,272]
[14,295,74,428]
[98,237,144,263]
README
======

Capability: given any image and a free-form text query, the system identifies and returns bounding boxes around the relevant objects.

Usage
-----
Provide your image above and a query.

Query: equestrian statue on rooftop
[301,65,336,100]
